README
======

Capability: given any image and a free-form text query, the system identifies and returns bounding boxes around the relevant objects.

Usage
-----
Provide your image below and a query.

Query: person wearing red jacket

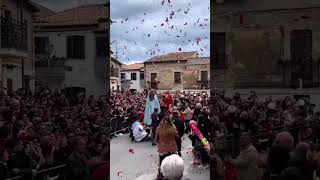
[164,92,173,112]
[91,162,109,180]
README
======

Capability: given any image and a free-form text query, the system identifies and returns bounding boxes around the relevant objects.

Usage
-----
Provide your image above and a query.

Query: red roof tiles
[145,51,198,63]
[38,4,107,26]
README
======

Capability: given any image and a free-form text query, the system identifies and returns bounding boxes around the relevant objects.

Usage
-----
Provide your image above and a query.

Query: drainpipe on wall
[22,58,24,90]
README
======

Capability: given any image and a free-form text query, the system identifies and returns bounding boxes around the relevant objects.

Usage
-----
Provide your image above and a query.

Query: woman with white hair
[160,154,184,180]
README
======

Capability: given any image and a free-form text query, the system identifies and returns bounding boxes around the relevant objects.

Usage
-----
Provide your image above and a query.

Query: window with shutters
[96,36,108,57]
[151,73,157,81]
[131,73,137,80]
[211,32,226,68]
[67,35,85,59]
[140,72,144,80]
[35,37,49,55]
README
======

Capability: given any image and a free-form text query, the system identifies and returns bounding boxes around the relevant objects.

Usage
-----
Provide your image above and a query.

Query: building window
[131,73,137,80]
[35,37,49,55]
[174,72,181,84]
[67,35,85,59]
[121,73,126,80]
[211,32,226,68]
[201,71,208,81]
[96,36,108,57]
[151,73,157,81]
[290,29,312,61]
[140,72,144,80]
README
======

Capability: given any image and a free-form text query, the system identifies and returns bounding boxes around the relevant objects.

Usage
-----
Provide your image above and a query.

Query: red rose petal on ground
[129,148,135,154]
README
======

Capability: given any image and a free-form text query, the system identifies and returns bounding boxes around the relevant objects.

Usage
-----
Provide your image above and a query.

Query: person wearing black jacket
[172,108,184,157]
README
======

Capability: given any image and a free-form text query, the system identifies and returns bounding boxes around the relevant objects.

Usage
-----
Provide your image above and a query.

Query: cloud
[111,0,210,64]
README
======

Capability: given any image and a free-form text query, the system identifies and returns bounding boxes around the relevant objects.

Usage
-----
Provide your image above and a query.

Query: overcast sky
[31,0,210,65]
[111,0,210,64]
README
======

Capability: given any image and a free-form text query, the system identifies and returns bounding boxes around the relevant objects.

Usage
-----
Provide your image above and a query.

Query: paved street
[110,133,210,180]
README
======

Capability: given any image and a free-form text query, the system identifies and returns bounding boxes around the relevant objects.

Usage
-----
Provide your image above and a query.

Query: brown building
[211,0,320,89]
[144,51,209,90]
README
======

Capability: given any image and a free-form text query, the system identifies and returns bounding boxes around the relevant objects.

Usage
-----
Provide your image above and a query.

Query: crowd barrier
[213,120,320,156]
[110,114,131,135]
[5,164,67,180]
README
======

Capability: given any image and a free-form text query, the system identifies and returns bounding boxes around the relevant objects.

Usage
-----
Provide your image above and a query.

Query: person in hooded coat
[144,90,161,126]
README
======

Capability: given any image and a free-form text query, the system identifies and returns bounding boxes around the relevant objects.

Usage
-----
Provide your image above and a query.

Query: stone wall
[144,57,209,90]
[212,2,320,89]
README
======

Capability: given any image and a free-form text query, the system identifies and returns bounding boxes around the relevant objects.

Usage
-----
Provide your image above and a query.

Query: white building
[121,63,144,91]
[34,4,108,96]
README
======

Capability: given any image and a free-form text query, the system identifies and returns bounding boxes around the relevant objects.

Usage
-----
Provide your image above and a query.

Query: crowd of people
[210,90,320,180]
[0,88,109,180]
[111,89,211,179]
[3,86,319,180]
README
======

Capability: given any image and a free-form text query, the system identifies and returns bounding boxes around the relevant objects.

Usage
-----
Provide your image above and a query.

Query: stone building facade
[211,0,320,89]
[144,51,209,90]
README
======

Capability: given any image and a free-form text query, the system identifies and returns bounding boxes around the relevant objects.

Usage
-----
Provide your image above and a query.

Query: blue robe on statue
[144,95,161,126]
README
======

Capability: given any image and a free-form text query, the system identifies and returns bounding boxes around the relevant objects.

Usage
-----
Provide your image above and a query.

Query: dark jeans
[151,128,156,142]
[199,148,209,164]
[185,120,190,132]
[176,137,182,156]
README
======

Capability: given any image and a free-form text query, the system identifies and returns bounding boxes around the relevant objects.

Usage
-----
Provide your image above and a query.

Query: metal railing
[213,120,320,156]
[5,164,67,180]
[110,114,131,135]
[35,57,65,67]
[281,59,320,87]
[1,16,28,50]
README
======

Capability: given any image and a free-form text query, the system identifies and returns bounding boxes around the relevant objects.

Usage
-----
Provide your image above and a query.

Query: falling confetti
[129,148,135,154]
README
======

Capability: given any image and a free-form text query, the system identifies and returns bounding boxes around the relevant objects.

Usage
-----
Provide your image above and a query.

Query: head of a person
[0,147,9,162]
[73,137,87,153]
[273,131,294,150]
[240,132,252,149]
[158,114,176,139]
[154,108,159,113]
[161,154,184,180]
[149,90,155,101]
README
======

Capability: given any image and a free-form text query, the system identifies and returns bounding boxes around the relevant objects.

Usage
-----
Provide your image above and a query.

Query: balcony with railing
[281,59,320,88]
[0,16,28,57]
[35,56,66,80]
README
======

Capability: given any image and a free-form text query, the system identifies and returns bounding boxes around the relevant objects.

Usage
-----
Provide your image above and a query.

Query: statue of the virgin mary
[144,89,161,126]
